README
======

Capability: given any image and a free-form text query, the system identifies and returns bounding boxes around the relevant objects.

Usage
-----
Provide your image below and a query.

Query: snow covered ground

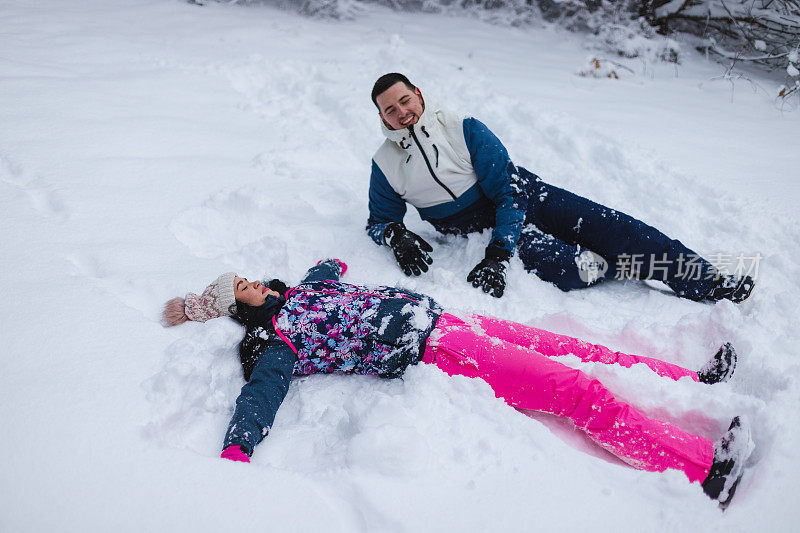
[2,0,799,531]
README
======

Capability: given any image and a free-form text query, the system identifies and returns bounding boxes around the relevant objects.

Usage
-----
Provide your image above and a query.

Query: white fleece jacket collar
[379,99,436,146]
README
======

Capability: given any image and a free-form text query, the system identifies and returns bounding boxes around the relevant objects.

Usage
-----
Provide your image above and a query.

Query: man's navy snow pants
[430,168,716,300]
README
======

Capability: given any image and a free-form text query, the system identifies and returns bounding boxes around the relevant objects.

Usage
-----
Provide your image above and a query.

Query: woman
[163,259,753,508]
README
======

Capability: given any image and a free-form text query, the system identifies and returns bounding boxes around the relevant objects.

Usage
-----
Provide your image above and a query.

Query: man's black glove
[467,244,511,298]
[384,222,433,276]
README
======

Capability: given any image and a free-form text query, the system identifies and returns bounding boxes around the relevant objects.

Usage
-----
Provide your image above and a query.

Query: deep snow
[1,0,799,531]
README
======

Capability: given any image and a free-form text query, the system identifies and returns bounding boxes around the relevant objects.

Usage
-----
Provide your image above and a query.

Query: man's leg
[424,313,714,482]
[464,314,700,382]
[516,222,610,291]
[527,179,717,300]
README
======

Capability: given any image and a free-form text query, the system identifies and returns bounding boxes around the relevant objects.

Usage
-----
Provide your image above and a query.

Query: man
[366,73,754,302]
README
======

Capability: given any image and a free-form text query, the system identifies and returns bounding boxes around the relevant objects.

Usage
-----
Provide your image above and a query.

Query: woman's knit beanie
[162,272,237,326]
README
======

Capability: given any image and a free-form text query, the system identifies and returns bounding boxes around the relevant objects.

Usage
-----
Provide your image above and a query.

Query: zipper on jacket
[409,125,457,201]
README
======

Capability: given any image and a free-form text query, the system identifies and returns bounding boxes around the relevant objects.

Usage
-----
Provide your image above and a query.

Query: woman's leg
[459,314,699,382]
[424,313,714,482]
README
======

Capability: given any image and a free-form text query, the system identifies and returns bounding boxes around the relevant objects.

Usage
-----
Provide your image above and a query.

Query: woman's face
[233,276,280,307]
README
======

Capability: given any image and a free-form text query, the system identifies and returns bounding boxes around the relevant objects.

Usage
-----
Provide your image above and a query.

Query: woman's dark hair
[267,278,289,295]
[232,301,274,328]
[371,73,416,109]
[231,279,289,328]
[230,279,289,381]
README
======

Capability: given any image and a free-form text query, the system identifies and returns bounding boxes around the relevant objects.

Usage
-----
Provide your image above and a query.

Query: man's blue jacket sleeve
[463,117,524,253]
[366,160,406,245]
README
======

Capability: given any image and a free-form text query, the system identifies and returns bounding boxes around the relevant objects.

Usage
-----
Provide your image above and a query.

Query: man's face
[376,81,425,130]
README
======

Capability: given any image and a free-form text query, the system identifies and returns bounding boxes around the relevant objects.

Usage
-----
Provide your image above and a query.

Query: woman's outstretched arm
[300,259,347,283]
[222,341,297,458]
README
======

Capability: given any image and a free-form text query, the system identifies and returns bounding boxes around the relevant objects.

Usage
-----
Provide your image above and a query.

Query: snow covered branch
[650,0,800,94]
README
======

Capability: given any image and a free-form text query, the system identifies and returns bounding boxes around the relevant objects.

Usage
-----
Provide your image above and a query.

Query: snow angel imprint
[162,259,753,509]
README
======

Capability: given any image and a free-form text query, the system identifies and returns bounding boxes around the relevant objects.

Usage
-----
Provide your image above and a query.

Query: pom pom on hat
[162,297,189,326]
[162,272,237,326]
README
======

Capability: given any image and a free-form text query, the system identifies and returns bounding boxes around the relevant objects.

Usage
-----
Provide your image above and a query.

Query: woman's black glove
[384,222,434,276]
[467,244,511,298]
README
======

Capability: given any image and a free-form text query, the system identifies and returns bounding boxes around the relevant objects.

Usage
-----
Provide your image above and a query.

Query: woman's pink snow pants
[422,313,714,483]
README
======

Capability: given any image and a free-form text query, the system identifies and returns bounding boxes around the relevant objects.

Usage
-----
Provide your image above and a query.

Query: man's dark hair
[371,73,416,110]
